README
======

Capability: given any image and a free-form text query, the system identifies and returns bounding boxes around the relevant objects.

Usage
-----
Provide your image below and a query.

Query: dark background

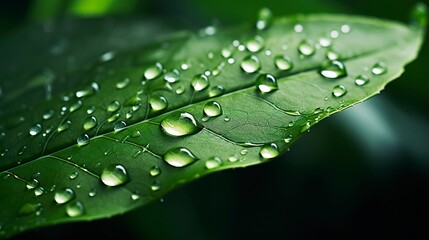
[2,0,429,239]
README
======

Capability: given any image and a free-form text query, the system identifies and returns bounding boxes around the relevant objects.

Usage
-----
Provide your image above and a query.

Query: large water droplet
[298,39,316,56]
[149,166,161,177]
[83,116,97,130]
[29,124,42,136]
[205,157,222,169]
[144,62,163,80]
[319,60,347,79]
[77,134,90,146]
[355,75,370,86]
[332,85,347,97]
[256,7,273,30]
[116,78,130,89]
[164,69,180,83]
[160,112,201,137]
[163,147,199,167]
[101,164,129,187]
[259,143,279,159]
[66,201,84,217]
[191,74,209,91]
[54,188,75,204]
[203,101,223,117]
[246,35,265,52]
[107,100,121,112]
[241,55,261,73]
[256,74,278,93]
[371,62,387,75]
[274,55,293,71]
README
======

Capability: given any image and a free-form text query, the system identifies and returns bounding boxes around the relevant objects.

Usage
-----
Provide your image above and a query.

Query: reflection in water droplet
[151,181,161,191]
[66,201,84,217]
[26,179,39,190]
[34,187,44,196]
[274,55,293,71]
[298,39,316,56]
[246,35,265,52]
[58,120,71,132]
[205,157,222,169]
[83,116,97,130]
[163,147,198,167]
[208,85,225,97]
[114,121,127,131]
[149,95,168,111]
[371,62,387,75]
[161,112,201,137]
[88,188,97,197]
[54,188,75,204]
[116,78,130,89]
[144,62,163,80]
[131,191,140,200]
[191,74,209,91]
[107,100,121,112]
[332,85,347,97]
[150,166,161,176]
[29,124,42,136]
[259,143,279,159]
[101,164,129,187]
[241,55,261,73]
[256,74,278,93]
[319,60,347,79]
[107,113,120,123]
[203,101,223,117]
[77,134,90,146]
[355,75,370,86]
[341,24,351,33]
[175,85,186,95]
[69,172,79,180]
[164,69,180,83]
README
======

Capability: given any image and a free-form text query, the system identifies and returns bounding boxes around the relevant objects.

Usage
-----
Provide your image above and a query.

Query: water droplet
[77,134,90,146]
[100,51,115,62]
[332,85,347,97]
[161,112,201,137]
[300,121,311,133]
[150,166,161,177]
[227,155,238,162]
[69,172,79,180]
[318,37,331,47]
[107,100,121,112]
[259,143,279,159]
[107,113,120,122]
[88,188,97,197]
[205,157,222,169]
[227,58,235,64]
[175,85,186,95]
[151,181,161,191]
[57,120,71,132]
[144,62,163,80]
[224,116,230,122]
[34,187,44,196]
[256,7,273,30]
[298,39,316,56]
[241,55,261,73]
[326,48,339,60]
[341,24,351,33]
[26,179,39,189]
[29,124,42,136]
[164,69,180,83]
[191,74,209,91]
[101,164,129,187]
[17,145,27,156]
[208,85,225,97]
[163,147,199,167]
[246,35,265,52]
[69,100,83,113]
[274,55,293,71]
[221,48,233,58]
[131,130,141,138]
[148,95,168,112]
[116,78,130,89]
[330,30,339,39]
[319,60,347,79]
[42,110,54,120]
[86,106,96,114]
[240,149,248,155]
[82,116,97,131]
[54,188,75,204]
[131,192,140,200]
[256,74,278,93]
[114,121,126,131]
[355,75,370,86]
[294,24,304,33]
[371,62,387,75]
[284,135,293,143]
[66,201,84,217]
[203,101,223,117]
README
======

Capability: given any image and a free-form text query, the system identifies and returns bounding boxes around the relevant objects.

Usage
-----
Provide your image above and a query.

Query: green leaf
[0,6,425,238]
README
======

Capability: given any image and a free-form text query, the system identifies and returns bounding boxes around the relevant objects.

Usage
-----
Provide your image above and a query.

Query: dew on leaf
[66,201,84,217]
[163,147,199,167]
[57,120,71,132]
[298,39,316,56]
[355,75,370,86]
[332,85,347,97]
[274,55,293,71]
[256,7,272,30]
[205,157,222,169]
[69,100,83,112]
[54,188,75,204]
[294,24,304,33]
[246,35,265,52]
[26,179,39,190]
[241,55,261,73]
[29,124,42,136]
[42,110,54,120]
[151,181,161,191]
[259,143,279,159]
[371,62,387,75]
[256,74,278,93]
[191,74,209,91]
[208,85,225,97]
[69,172,79,180]
[160,112,201,137]
[319,60,347,79]
[203,101,223,117]
[113,121,126,131]
[83,116,97,130]
[144,62,163,80]
[34,187,44,196]
[116,78,130,89]
[100,164,129,187]
[77,134,90,146]
[149,166,161,177]
[164,69,180,83]
[107,100,121,112]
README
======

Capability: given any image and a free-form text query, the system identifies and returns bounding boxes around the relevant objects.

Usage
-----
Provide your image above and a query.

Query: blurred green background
[1,0,428,239]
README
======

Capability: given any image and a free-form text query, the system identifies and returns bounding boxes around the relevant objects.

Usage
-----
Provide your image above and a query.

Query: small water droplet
[227,57,235,64]
[114,121,126,131]
[355,75,370,86]
[319,60,347,79]
[54,188,75,204]
[77,134,90,146]
[86,106,96,114]
[69,100,83,113]
[34,187,44,196]
[82,116,97,131]
[144,62,163,80]
[66,201,84,217]
[298,39,316,56]
[371,62,387,75]
[284,135,293,143]
[88,188,97,197]
[203,101,223,117]
[17,145,27,156]
[205,157,222,169]
[149,95,168,112]
[131,191,140,200]
[332,85,347,97]
[256,7,273,30]
[326,48,339,60]
[163,147,199,167]
[228,155,238,162]
[221,48,233,58]
[164,69,180,83]
[100,51,115,62]
[101,164,129,187]
[107,113,120,122]
[256,74,278,93]
[116,78,130,89]
[42,110,54,120]
[151,181,161,191]
[300,121,311,133]
[26,179,39,190]
[330,30,339,39]
[208,85,225,97]
[161,112,201,137]
[150,166,161,177]
[294,24,304,33]
[318,37,331,47]
[241,55,261,73]
[107,100,121,112]
[29,124,42,136]
[246,35,265,52]
[274,55,293,71]
[69,172,79,180]
[175,85,186,95]
[259,143,279,159]
[240,149,248,155]
[131,130,141,138]
[340,24,351,33]
[224,116,230,122]
[57,120,71,132]
[191,74,209,91]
